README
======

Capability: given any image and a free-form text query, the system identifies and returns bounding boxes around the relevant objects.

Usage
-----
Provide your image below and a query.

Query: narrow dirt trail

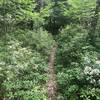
[47,43,57,100]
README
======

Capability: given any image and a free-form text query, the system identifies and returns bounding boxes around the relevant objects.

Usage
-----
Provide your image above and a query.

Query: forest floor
[47,43,58,100]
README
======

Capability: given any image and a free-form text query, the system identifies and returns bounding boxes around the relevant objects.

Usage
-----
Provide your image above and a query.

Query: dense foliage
[0,0,100,100]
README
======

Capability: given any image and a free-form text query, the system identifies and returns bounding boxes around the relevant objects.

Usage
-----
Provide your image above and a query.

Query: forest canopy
[0,0,100,100]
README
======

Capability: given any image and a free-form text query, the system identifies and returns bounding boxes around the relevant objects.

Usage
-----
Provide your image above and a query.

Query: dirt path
[47,44,57,100]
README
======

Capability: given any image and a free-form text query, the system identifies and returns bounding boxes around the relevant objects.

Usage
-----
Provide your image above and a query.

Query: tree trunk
[89,0,100,46]
[36,0,44,11]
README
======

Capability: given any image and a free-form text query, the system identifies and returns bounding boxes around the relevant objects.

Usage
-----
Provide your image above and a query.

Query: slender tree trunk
[89,0,100,46]
[47,44,57,100]
[36,0,44,11]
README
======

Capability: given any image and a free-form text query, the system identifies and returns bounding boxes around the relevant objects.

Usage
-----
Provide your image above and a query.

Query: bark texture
[89,0,100,46]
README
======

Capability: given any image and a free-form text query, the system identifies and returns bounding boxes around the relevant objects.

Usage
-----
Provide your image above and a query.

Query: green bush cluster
[0,0,100,100]
[56,25,100,100]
